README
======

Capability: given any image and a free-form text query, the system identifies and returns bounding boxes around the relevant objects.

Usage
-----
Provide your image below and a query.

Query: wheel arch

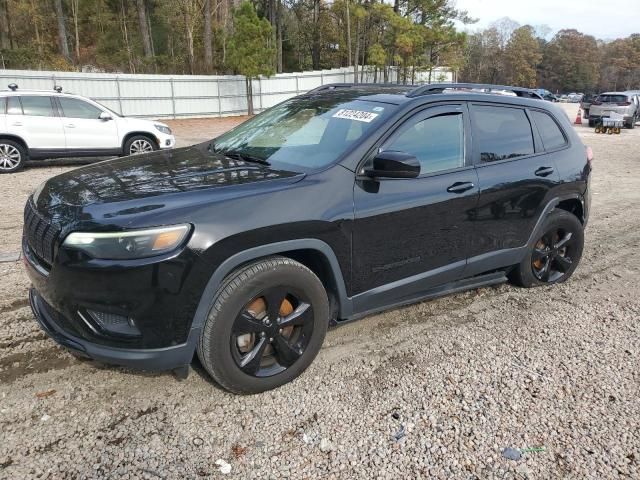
[0,134,29,154]
[122,131,159,151]
[190,239,351,333]
[527,194,586,248]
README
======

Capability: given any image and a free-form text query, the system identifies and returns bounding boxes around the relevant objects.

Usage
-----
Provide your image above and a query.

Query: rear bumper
[29,288,199,371]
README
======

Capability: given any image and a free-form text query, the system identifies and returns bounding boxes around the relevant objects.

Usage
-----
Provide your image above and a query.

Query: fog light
[86,309,141,337]
[165,139,171,146]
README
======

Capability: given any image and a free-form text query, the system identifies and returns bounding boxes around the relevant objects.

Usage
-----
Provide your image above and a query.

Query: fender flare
[526,194,585,248]
[189,239,351,333]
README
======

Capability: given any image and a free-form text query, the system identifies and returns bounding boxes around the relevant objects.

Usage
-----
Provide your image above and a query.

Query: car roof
[302,82,548,109]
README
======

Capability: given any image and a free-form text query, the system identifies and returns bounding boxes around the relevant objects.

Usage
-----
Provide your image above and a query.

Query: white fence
[0,67,452,119]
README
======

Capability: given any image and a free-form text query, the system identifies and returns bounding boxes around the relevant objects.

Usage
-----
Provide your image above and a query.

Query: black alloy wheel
[509,209,584,288]
[197,256,329,394]
[531,228,577,282]
[231,287,314,378]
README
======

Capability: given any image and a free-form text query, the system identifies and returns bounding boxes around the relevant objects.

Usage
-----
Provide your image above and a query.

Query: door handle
[12,122,23,126]
[65,124,76,128]
[447,181,475,194]
[535,166,554,177]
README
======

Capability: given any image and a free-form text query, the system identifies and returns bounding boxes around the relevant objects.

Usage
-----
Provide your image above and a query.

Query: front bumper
[157,132,176,149]
[29,288,199,371]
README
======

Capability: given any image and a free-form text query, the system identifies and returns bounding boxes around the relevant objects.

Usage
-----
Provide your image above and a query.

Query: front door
[57,97,119,150]
[352,104,478,312]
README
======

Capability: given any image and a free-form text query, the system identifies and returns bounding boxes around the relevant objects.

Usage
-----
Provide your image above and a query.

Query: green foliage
[227,2,275,79]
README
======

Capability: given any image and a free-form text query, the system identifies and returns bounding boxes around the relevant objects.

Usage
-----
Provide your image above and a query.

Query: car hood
[33,142,303,225]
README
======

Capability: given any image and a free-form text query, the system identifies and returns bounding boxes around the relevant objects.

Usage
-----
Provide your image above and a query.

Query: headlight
[63,224,190,260]
[32,180,47,205]
[154,124,172,135]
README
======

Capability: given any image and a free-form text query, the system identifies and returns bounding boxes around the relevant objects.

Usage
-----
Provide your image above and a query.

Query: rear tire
[124,135,157,156]
[0,139,27,173]
[509,210,584,288]
[197,256,329,394]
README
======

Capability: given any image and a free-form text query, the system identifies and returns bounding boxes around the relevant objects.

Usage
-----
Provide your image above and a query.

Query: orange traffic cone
[574,108,582,125]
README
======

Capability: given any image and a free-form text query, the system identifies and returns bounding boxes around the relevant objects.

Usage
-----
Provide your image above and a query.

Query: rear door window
[6,97,22,115]
[530,110,567,151]
[470,105,534,163]
[20,96,54,117]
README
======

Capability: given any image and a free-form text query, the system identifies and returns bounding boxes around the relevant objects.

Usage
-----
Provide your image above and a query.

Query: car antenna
[54,85,63,93]
[8,83,18,91]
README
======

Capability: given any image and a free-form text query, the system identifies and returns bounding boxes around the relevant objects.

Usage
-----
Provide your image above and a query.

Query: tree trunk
[70,0,80,63]
[204,0,213,72]
[0,0,11,50]
[276,0,283,72]
[184,8,195,74]
[246,77,254,115]
[135,0,153,59]
[345,0,351,67]
[353,20,359,83]
[311,0,321,69]
[120,0,135,73]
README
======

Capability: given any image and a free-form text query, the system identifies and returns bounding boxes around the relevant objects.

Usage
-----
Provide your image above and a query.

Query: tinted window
[596,94,628,104]
[471,106,534,162]
[6,97,22,115]
[384,113,464,174]
[531,111,567,151]
[59,97,103,119]
[20,96,54,117]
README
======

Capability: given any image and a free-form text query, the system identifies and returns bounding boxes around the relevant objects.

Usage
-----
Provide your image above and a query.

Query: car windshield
[210,95,396,172]
[597,94,628,103]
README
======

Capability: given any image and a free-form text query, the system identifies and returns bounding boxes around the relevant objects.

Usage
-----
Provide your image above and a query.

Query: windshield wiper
[222,149,270,166]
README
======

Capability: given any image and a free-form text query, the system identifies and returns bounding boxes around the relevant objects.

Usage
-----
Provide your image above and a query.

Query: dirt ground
[1,104,639,479]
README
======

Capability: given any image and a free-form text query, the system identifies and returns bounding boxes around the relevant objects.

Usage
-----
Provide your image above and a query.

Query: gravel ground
[1,105,639,479]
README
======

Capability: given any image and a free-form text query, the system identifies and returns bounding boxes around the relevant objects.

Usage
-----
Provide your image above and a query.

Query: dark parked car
[24,83,592,393]
[580,93,597,118]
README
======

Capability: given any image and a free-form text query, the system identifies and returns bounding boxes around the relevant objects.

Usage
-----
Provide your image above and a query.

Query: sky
[453,0,640,40]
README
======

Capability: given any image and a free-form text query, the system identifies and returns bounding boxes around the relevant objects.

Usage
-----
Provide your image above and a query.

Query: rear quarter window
[470,105,534,163]
[530,110,567,151]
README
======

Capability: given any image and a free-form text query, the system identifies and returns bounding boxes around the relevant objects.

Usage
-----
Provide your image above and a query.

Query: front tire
[197,256,329,394]
[124,135,157,156]
[509,210,584,288]
[0,139,27,173]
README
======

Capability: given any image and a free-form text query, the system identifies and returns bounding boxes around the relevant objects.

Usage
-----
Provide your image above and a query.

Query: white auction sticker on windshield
[332,109,379,123]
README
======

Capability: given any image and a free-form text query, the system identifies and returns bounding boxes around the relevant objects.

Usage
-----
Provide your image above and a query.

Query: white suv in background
[0,84,175,173]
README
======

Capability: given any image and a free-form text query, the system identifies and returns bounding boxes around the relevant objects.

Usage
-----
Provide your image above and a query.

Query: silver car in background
[588,92,639,129]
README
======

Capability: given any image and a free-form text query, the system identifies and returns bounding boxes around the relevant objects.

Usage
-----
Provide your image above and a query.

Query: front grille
[23,201,61,266]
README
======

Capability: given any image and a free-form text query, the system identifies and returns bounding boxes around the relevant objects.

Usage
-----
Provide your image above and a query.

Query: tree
[1,0,12,50]
[135,0,153,60]
[228,2,275,114]
[540,29,599,92]
[504,26,541,87]
[53,0,70,62]
[203,0,213,72]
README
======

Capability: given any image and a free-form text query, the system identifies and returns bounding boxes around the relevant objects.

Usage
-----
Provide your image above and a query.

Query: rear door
[352,104,478,307]
[14,95,66,151]
[467,103,561,274]
[57,97,119,150]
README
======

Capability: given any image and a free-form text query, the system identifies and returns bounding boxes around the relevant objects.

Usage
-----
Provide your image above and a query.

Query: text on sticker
[332,109,379,123]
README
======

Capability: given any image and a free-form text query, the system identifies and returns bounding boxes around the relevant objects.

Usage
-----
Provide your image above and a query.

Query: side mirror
[99,111,113,121]
[364,151,420,179]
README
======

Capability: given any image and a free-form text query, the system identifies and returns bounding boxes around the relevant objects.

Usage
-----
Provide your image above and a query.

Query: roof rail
[407,83,543,99]
[306,82,411,94]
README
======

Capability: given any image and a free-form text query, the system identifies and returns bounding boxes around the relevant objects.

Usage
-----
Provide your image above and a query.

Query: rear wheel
[626,118,636,129]
[509,210,584,288]
[124,135,157,156]
[0,139,26,173]
[197,256,329,394]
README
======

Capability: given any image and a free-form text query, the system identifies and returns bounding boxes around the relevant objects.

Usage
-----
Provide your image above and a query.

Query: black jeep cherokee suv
[24,83,592,393]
